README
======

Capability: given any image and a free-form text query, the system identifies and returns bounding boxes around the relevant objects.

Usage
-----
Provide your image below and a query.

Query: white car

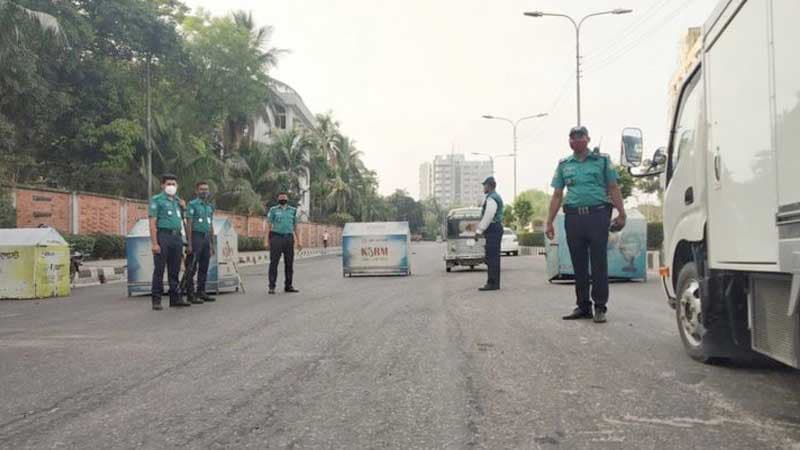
[501,227,520,256]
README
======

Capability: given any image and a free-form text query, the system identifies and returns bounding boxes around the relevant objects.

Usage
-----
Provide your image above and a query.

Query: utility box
[0,228,70,299]
[545,208,647,282]
[126,218,240,296]
[342,222,411,277]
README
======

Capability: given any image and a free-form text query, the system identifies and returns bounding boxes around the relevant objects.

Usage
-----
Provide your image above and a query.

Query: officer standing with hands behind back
[266,192,302,295]
[149,174,191,310]
[185,181,216,304]
[475,176,504,292]
[546,126,626,323]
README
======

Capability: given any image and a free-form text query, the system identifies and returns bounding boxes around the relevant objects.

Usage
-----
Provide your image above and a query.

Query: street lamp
[480,113,548,200]
[524,8,633,126]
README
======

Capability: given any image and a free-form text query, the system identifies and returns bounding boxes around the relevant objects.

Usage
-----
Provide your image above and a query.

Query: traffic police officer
[475,176,504,291]
[185,181,216,304]
[149,174,191,310]
[546,126,626,323]
[267,192,302,295]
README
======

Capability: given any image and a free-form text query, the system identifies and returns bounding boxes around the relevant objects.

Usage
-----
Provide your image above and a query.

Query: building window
[274,105,287,130]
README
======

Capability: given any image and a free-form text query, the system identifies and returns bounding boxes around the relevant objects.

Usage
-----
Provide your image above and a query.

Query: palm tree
[311,113,341,167]
[0,1,65,51]
[268,128,311,198]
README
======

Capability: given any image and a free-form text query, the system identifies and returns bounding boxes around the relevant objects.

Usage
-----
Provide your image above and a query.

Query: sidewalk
[75,247,342,287]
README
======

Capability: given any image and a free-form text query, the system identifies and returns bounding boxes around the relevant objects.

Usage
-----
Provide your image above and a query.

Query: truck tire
[675,262,716,363]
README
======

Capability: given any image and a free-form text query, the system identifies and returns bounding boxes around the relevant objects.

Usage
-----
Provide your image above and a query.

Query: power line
[582,0,695,73]
[583,0,673,62]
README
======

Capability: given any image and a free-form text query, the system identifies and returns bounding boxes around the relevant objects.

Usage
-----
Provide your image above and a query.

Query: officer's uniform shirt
[551,152,619,207]
[187,199,214,234]
[268,205,298,235]
[477,191,504,234]
[149,192,183,230]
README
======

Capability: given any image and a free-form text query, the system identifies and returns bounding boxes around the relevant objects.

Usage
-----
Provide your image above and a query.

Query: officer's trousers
[268,233,295,289]
[152,230,182,305]
[185,232,211,297]
[564,207,612,313]
[484,222,503,288]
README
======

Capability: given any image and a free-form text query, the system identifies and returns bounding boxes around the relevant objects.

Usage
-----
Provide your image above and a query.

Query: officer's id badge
[167,210,173,216]
[198,218,204,223]
[176,210,181,218]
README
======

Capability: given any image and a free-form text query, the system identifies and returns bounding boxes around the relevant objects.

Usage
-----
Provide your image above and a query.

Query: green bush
[518,231,545,247]
[91,234,126,259]
[647,222,664,251]
[65,234,97,257]
[0,190,14,228]
[326,212,354,227]
[238,236,266,252]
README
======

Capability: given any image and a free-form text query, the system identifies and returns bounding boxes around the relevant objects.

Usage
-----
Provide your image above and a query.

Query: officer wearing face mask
[266,192,302,295]
[149,174,191,310]
[185,181,216,304]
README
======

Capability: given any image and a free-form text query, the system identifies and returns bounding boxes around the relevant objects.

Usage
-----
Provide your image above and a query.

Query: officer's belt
[157,229,181,236]
[192,231,208,237]
[563,204,609,215]
[271,232,293,237]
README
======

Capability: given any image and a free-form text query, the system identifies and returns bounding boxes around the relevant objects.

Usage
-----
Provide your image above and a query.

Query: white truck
[621,0,800,368]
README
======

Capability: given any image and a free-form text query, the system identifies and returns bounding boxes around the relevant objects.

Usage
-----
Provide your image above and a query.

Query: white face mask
[164,185,177,196]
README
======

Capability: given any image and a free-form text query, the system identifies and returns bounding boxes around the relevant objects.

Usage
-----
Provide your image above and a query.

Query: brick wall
[14,188,72,234]
[78,194,121,235]
[12,187,342,246]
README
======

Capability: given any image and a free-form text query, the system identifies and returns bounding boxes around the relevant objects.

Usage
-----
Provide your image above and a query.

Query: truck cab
[622,0,800,367]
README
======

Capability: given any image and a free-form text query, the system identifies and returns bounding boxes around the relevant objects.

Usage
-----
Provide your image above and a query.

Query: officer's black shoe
[152,303,163,311]
[562,308,594,320]
[593,310,607,323]
[188,296,204,305]
[171,299,192,307]
[478,284,500,291]
[268,288,276,295]
[285,287,300,293]
[198,292,216,302]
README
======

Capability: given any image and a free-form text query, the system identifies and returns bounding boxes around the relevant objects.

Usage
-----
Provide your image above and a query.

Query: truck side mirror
[620,127,644,168]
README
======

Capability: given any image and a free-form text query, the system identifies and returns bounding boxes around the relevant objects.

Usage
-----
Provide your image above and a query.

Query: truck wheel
[675,262,715,363]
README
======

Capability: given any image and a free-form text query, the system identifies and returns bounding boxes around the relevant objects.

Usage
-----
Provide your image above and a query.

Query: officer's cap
[482,176,496,186]
[569,126,589,138]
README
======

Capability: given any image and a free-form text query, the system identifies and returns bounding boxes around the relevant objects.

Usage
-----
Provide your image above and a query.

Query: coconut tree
[0,1,66,51]
[268,128,311,198]
[311,113,341,167]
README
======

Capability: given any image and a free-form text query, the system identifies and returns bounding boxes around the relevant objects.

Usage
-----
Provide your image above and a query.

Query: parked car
[501,227,519,256]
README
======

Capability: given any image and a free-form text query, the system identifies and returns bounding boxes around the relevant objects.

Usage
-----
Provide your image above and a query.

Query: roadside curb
[72,247,343,287]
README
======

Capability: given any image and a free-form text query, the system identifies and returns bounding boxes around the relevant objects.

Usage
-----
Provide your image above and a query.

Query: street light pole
[524,9,633,126]
[481,113,548,201]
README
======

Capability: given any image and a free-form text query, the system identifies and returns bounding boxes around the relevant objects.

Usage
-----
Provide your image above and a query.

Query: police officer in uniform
[185,181,216,304]
[267,192,302,295]
[475,176,504,291]
[149,174,191,310]
[546,126,626,323]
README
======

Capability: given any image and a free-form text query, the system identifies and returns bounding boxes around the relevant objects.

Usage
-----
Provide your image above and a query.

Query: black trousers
[268,233,294,289]
[565,207,612,313]
[152,230,182,304]
[484,222,503,288]
[185,232,211,296]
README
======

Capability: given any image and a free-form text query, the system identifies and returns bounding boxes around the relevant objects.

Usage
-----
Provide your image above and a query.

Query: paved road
[1,243,798,449]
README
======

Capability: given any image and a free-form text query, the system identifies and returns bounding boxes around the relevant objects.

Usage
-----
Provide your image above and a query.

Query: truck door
[664,69,703,273]
[706,0,778,268]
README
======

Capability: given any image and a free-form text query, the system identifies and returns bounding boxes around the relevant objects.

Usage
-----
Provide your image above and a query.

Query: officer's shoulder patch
[558,156,572,164]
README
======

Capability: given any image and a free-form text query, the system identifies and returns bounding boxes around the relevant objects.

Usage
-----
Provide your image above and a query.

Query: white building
[252,79,317,220]
[419,162,433,201]
[429,154,493,209]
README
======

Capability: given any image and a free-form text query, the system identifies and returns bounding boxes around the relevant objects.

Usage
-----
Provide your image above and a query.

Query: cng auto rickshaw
[444,207,486,272]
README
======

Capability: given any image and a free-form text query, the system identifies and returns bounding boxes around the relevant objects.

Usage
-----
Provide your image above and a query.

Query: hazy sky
[185,0,719,199]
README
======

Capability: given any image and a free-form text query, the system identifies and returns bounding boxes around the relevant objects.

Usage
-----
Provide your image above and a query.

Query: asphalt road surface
[1,243,799,449]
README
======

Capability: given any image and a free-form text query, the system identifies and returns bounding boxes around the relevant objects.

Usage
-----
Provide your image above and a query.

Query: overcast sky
[185,0,719,199]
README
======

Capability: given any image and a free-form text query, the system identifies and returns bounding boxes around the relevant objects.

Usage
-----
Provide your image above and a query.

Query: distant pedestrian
[322,231,329,254]
[267,192,302,295]
[149,174,191,310]
[475,176,504,291]
[546,126,626,323]
[185,181,216,304]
